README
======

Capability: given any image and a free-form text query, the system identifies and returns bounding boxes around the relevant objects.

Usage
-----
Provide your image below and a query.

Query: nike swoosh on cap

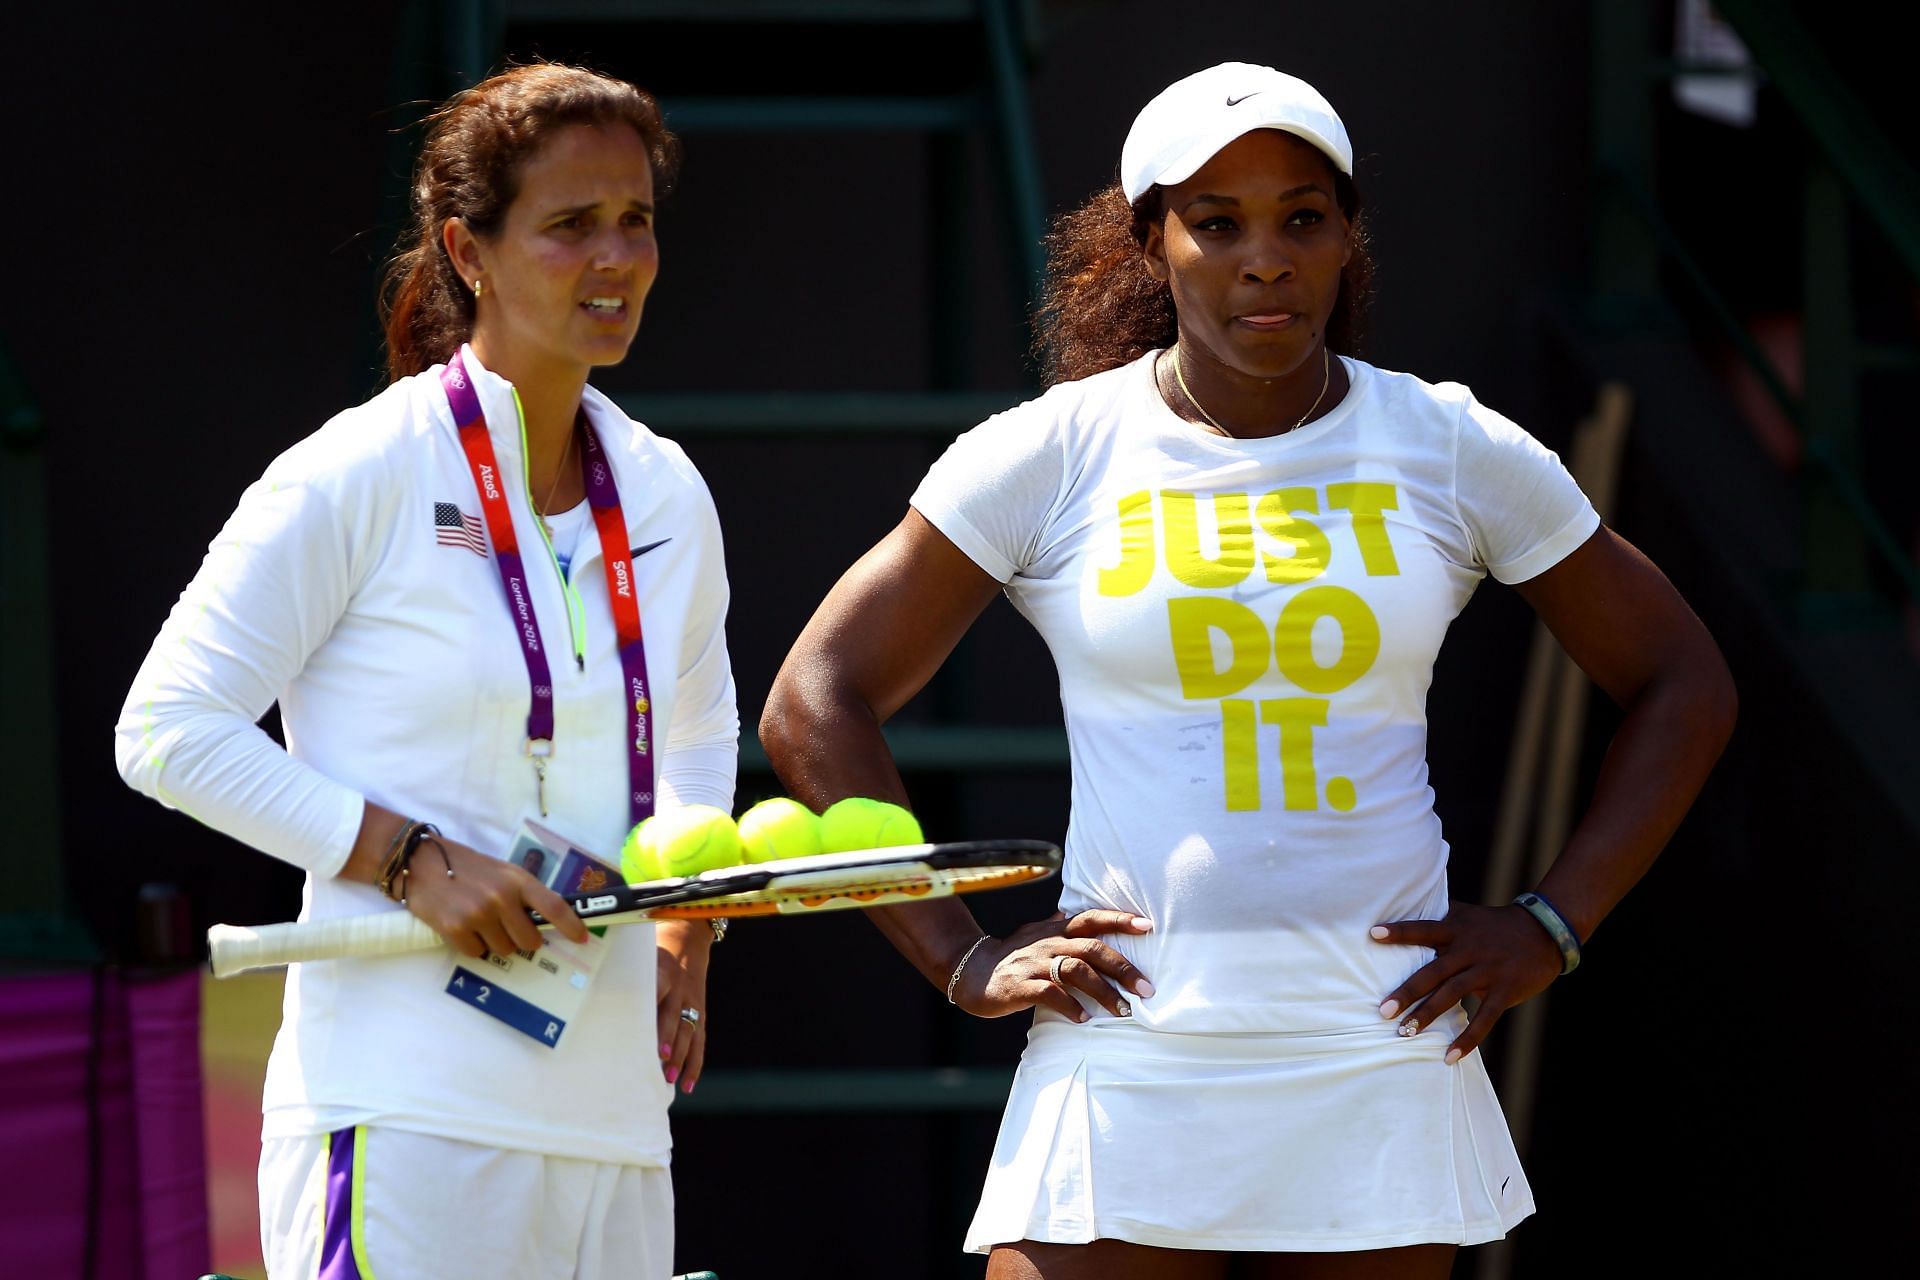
[630,538,672,558]
[1226,92,1261,106]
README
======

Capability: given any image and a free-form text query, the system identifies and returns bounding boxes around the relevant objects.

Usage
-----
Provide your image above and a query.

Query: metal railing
[1591,0,1920,618]
[0,343,60,920]
[0,342,98,962]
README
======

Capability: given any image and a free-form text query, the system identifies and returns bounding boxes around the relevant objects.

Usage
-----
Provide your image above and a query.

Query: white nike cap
[1120,62,1353,203]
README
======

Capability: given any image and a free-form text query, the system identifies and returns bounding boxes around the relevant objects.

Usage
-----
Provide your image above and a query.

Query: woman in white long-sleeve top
[114,63,735,1280]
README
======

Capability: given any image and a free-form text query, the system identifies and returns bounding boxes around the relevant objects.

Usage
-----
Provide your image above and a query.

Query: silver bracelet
[945,934,993,1005]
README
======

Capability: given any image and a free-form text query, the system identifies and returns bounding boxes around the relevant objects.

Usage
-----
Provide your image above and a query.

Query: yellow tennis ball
[619,821,660,882]
[818,797,923,853]
[737,797,823,863]
[620,805,743,882]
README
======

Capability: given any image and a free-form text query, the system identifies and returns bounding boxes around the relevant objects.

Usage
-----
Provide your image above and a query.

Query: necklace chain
[539,425,576,518]
[1171,345,1330,437]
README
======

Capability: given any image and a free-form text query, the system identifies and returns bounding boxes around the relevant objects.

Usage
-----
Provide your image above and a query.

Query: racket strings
[647,865,1053,919]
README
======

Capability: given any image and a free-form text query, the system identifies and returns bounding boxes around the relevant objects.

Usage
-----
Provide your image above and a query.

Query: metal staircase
[412,0,1069,778]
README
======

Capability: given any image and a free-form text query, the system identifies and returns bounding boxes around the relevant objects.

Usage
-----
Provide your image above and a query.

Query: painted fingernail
[659,1043,673,1059]
[665,1066,679,1084]
[1379,999,1399,1019]
[682,1080,696,1095]
[1133,978,1156,998]
[1398,1020,1420,1038]
[1445,1048,1463,1066]
[1130,918,1154,932]
[1370,926,1391,940]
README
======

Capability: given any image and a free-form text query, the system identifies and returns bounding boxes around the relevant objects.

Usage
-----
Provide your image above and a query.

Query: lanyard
[439,351,656,827]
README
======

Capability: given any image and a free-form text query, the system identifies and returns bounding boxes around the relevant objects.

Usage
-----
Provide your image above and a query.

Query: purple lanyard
[440,352,656,827]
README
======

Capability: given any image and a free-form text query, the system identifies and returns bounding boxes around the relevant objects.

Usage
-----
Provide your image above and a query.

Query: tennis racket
[207,838,1059,978]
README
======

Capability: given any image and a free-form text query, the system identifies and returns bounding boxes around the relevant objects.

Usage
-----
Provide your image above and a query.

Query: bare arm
[1375,526,1737,1058]
[762,510,1153,1018]
[1512,527,1737,936]
[761,510,1003,813]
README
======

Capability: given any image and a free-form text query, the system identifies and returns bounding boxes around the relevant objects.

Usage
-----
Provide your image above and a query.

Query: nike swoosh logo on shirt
[630,538,672,559]
[1226,92,1261,107]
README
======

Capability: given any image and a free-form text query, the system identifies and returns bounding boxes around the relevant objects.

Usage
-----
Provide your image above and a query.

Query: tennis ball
[818,797,923,853]
[737,797,823,863]
[620,805,743,882]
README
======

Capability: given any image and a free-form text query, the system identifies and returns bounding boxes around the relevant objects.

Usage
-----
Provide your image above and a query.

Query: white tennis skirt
[965,1009,1534,1254]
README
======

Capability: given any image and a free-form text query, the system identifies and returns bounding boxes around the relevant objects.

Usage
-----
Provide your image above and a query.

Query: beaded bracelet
[374,819,423,901]
[377,820,451,902]
[396,824,453,904]
[1513,891,1583,975]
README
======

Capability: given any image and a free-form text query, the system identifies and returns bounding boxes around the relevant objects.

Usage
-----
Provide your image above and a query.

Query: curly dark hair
[381,62,682,382]
[1032,166,1374,387]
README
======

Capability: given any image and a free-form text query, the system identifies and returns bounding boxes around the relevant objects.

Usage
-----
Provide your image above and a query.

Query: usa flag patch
[434,502,487,557]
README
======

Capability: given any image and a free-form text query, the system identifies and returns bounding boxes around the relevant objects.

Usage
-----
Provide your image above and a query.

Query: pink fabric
[129,971,211,1273]
[0,969,209,1279]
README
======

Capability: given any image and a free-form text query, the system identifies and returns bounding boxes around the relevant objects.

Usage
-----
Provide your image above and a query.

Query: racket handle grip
[207,913,444,978]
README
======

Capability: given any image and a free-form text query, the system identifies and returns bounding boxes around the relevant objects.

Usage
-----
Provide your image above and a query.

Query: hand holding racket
[397,830,592,960]
[946,908,1156,1024]
[208,838,1061,978]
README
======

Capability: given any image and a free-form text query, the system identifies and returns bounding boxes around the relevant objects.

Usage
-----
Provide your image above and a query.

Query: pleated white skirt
[965,1010,1534,1254]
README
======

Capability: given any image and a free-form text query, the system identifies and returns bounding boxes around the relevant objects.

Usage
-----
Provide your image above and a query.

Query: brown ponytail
[380,62,682,382]
[1032,172,1375,387]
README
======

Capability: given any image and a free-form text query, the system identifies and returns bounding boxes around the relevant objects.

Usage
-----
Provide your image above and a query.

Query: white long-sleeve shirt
[115,346,737,1164]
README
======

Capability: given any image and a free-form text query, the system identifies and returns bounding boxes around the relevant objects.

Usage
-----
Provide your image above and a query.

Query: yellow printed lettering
[1255,487,1331,583]
[1327,482,1402,576]
[1168,597,1270,699]
[1161,490,1255,588]
[1096,490,1157,597]
[1260,697,1334,811]
[1273,586,1380,694]
[1220,698,1262,811]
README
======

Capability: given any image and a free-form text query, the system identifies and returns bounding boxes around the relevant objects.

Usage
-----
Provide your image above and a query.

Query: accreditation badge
[442,817,624,1048]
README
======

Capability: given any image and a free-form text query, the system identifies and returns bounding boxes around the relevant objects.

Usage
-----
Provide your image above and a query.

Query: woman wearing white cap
[763,63,1734,1277]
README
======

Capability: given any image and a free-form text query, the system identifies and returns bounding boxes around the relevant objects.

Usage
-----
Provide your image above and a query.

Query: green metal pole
[0,345,63,920]
[1798,156,1876,621]
[1588,0,1664,332]
[981,0,1047,307]
[929,130,973,391]
[441,0,501,88]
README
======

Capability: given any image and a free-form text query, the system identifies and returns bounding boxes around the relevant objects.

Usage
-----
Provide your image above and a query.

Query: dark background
[5,1,1915,1276]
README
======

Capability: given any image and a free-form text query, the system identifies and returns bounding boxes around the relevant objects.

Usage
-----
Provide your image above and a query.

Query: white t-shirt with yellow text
[911,351,1597,1034]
